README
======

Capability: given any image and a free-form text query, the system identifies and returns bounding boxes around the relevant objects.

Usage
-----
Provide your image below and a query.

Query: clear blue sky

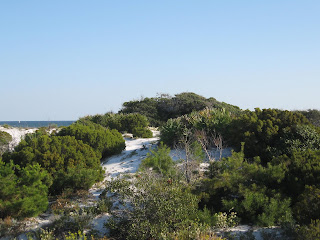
[1,1,319,120]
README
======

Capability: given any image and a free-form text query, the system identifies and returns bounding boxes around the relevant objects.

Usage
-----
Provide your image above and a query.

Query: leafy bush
[294,185,320,224]
[139,142,174,176]
[0,160,49,219]
[295,219,320,240]
[120,92,241,126]
[58,121,125,158]
[271,150,320,201]
[160,108,232,147]
[132,126,153,138]
[227,108,314,163]
[80,112,153,138]
[197,146,295,226]
[297,109,320,127]
[105,173,200,240]
[3,135,104,195]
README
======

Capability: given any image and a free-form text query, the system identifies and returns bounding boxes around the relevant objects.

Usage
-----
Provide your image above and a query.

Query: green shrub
[272,150,320,201]
[132,126,153,138]
[3,135,104,195]
[139,142,174,176]
[120,92,241,126]
[227,108,313,163]
[160,118,185,147]
[297,109,320,127]
[197,146,295,226]
[105,173,199,240]
[295,219,320,240]
[58,121,125,158]
[80,112,153,138]
[0,160,49,219]
[294,185,320,224]
[160,108,232,147]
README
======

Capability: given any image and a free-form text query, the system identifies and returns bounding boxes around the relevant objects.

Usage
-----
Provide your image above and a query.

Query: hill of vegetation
[119,92,241,126]
[1,92,320,239]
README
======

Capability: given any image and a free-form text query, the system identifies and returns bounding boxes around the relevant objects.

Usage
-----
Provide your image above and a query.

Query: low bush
[58,121,125,158]
[295,219,320,240]
[139,142,174,176]
[105,173,200,240]
[3,135,104,195]
[80,112,153,138]
[0,160,49,219]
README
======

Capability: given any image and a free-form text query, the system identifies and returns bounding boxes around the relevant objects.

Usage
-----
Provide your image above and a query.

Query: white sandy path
[0,126,37,150]
[89,132,160,235]
[90,133,160,198]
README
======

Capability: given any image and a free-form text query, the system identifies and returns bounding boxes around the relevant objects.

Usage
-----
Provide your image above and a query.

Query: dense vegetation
[160,108,233,147]
[227,108,320,163]
[296,109,320,128]
[197,147,320,226]
[58,121,125,158]
[1,93,320,239]
[0,160,49,219]
[120,92,241,126]
[156,103,320,238]
[80,112,153,138]
[2,133,104,195]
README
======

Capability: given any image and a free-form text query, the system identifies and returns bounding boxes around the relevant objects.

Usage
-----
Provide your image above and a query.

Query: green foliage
[139,142,174,176]
[58,122,125,158]
[160,108,233,147]
[197,208,238,230]
[227,108,314,163]
[198,147,295,226]
[3,135,104,195]
[0,131,12,146]
[120,97,161,126]
[105,173,200,240]
[294,185,320,224]
[198,146,320,226]
[160,117,185,146]
[271,150,320,201]
[282,124,320,153]
[0,160,49,219]
[120,92,241,126]
[297,109,320,128]
[295,219,320,240]
[80,112,153,138]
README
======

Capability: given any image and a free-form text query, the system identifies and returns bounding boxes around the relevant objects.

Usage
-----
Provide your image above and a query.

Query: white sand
[90,132,160,198]
[0,126,37,151]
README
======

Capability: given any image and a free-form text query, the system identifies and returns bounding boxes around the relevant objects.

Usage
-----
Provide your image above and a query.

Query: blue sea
[0,121,75,128]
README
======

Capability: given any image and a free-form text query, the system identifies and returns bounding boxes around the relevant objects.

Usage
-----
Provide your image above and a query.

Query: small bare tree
[172,128,206,184]
[195,130,224,162]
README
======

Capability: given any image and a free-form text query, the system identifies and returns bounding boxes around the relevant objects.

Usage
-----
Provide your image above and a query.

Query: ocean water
[0,121,75,128]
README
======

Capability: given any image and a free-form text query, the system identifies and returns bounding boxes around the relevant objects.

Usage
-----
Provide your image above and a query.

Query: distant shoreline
[0,121,75,128]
